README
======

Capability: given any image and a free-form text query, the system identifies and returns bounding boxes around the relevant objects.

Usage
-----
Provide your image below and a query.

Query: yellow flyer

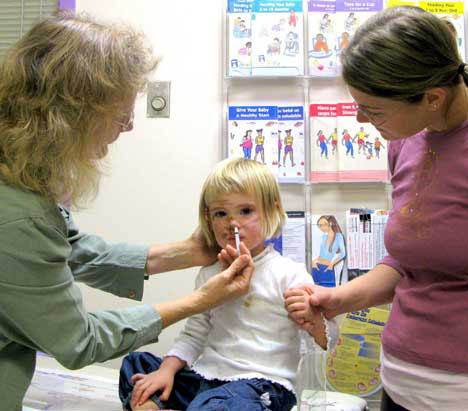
[387,0,463,13]
[420,2,464,14]
[385,1,465,59]
[324,307,390,397]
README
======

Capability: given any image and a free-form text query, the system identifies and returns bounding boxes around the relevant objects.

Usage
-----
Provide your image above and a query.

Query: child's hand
[284,288,328,349]
[285,283,340,320]
[283,286,316,325]
[130,368,175,409]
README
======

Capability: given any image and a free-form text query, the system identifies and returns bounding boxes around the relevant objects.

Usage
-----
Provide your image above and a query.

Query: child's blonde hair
[199,158,286,248]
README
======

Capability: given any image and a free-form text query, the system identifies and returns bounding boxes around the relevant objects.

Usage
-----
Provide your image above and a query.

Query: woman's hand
[217,244,239,268]
[197,242,254,309]
[152,243,254,329]
[284,283,340,321]
[185,227,218,267]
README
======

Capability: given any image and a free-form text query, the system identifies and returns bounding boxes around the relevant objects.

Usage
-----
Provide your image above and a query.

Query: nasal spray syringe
[234,226,240,255]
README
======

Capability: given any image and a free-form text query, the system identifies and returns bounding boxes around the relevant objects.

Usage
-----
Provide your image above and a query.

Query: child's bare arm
[301,311,328,350]
[284,285,339,350]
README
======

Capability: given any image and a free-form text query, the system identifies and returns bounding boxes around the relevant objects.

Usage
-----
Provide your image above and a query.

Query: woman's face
[348,86,430,141]
[95,98,136,158]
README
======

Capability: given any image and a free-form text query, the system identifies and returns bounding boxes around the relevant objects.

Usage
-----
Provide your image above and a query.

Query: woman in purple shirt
[285,6,468,411]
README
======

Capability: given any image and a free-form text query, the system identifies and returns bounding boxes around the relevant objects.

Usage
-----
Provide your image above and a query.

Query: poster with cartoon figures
[228,105,278,177]
[335,0,383,72]
[337,103,388,181]
[309,103,388,182]
[387,0,465,60]
[228,0,254,76]
[251,0,304,75]
[308,0,337,77]
[311,213,347,287]
[310,104,338,181]
[277,106,305,183]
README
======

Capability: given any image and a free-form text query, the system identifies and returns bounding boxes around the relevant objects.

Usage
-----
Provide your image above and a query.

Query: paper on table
[23,367,122,411]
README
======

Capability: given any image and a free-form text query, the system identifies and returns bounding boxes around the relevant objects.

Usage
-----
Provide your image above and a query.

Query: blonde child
[119,158,338,411]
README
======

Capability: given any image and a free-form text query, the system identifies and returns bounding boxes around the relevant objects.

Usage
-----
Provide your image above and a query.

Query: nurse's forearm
[145,240,195,274]
[152,291,206,328]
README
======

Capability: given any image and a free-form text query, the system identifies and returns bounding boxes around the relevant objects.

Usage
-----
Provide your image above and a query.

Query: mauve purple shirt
[381,120,468,373]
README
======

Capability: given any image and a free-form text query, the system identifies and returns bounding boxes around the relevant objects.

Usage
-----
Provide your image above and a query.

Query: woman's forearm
[145,241,195,275]
[145,229,217,275]
[333,264,401,316]
[152,290,208,329]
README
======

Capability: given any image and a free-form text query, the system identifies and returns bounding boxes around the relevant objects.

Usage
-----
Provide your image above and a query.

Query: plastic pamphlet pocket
[295,347,369,411]
[295,348,328,411]
[295,307,390,411]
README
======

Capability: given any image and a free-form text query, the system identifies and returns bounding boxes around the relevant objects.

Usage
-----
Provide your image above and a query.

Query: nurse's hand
[154,243,254,328]
[186,226,218,267]
[217,242,247,268]
[199,242,253,307]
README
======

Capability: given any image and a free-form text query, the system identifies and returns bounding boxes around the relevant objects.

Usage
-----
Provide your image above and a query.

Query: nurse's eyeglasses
[114,111,134,132]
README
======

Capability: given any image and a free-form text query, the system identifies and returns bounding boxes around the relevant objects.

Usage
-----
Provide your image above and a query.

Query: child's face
[207,192,265,257]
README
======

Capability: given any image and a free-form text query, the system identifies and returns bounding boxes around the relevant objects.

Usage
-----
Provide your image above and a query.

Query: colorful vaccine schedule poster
[324,307,390,397]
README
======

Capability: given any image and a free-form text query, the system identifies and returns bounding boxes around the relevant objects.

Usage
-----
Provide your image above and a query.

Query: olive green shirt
[0,181,163,410]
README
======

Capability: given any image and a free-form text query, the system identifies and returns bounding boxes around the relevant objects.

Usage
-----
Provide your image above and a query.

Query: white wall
[74,0,225,368]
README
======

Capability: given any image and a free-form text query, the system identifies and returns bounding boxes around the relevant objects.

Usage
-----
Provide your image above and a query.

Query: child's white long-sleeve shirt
[167,246,339,392]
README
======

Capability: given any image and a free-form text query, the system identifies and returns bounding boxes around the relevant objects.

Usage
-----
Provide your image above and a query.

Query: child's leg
[187,378,296,411]
[132,400,160,411]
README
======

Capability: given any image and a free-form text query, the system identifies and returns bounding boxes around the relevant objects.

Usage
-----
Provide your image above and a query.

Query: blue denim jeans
[312,263,336,287]
[119,352,296,411]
